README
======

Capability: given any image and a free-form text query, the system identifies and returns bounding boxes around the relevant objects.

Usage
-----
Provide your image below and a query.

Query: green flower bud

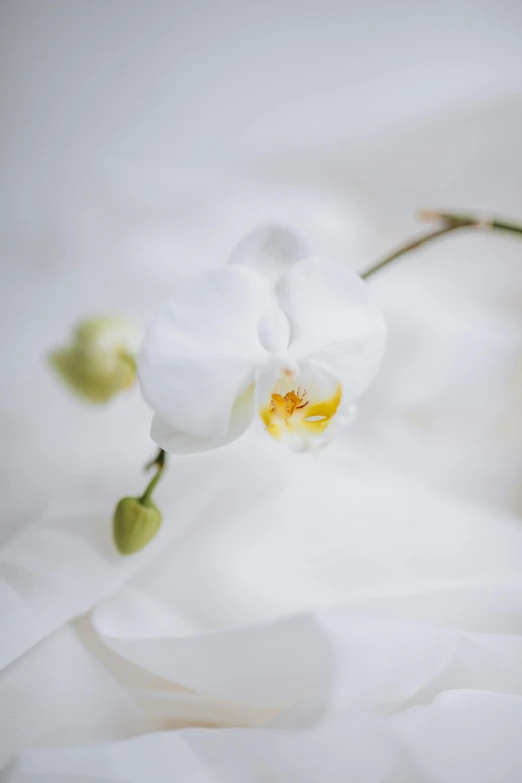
[112,496,162,555]
[49,317,139,404]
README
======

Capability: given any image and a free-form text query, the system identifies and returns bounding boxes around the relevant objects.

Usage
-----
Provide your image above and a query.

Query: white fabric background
[1,1,522,780]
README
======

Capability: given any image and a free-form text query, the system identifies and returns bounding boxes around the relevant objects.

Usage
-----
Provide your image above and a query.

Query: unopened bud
[112,496,162,555]
[49,317,139,404]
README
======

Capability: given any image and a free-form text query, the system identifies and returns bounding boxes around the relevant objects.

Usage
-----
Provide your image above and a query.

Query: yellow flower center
[260,383,342,440]
[270,387,309,418]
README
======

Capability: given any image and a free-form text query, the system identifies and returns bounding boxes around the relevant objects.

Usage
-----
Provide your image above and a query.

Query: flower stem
[140,448,166,506]
[360,210,522,280]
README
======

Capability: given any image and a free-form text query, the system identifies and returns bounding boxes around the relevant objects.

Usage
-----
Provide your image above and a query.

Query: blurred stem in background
[141,448,167,504]
[360,210,522,279]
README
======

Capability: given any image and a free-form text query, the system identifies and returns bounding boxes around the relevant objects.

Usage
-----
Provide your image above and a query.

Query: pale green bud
[49,317,139,404]
[112,496,162,555]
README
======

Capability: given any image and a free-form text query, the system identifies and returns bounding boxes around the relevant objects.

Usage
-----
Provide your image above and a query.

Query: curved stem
[140,448,166,505]
[360,210,522,280]
[144,448,166,472]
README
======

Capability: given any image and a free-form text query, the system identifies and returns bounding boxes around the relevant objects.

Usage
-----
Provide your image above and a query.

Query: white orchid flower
[138,224,387,453]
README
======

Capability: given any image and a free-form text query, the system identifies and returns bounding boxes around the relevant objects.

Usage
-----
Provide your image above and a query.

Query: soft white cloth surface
[1,1,522,780]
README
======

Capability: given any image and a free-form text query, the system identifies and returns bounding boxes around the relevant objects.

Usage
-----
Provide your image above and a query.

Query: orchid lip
[259,382,342,443]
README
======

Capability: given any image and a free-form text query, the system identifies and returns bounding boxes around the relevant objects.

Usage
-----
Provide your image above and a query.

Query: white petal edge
[150,382,256,455]
[229,223,311,285]
[277,257,387,402]
[138,266,288,438]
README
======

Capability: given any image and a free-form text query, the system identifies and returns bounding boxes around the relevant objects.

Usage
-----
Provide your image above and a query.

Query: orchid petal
[277,257,387,402]
[150,382,255,454]
[229,223,311,285]
[139,267,288,438]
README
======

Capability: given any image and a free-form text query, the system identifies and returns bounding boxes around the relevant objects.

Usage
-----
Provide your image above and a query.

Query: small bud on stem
[112,449,167,555]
